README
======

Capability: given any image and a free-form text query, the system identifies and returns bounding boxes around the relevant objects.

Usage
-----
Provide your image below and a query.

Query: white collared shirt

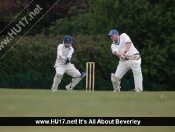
[55,44,74,66]
[111,33,139,56]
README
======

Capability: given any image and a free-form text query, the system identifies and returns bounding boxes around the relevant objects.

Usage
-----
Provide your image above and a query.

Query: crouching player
[51,35,86,91]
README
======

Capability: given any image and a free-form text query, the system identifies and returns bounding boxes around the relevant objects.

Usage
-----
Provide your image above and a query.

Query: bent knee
[75,71,81,78]
[72,73,81,78]
[56,73,63,78]
[111,73,120,82]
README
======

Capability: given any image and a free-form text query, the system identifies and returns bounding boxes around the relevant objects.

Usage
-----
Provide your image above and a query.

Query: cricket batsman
[108,29,143,92]
[51,35,86,91]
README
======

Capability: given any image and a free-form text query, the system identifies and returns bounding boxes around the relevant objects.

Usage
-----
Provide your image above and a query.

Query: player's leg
[111,73,121,92]
[65,64,86,91]
[131,59,143,92]
[112,61,129,92]
[51,73,63,91]
[51,66,65,91]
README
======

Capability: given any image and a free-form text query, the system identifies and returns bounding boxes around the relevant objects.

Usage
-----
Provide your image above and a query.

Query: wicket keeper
[108,29,143,92]
[51,35,86,91]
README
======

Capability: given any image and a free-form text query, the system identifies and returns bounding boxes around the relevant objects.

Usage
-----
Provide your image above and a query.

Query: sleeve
[57,44,63,58]
[122,33,132,43]
[111,44,119,54]
[67,47,74,58]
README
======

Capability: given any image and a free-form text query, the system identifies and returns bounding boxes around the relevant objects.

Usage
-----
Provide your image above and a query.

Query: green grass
[0,88,175,132]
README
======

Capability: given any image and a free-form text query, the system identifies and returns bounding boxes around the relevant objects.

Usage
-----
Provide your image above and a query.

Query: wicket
[86,62,95,91]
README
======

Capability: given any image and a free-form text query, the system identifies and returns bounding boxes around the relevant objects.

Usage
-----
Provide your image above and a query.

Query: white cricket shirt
[55,44,74,66]
[111,33,139,56]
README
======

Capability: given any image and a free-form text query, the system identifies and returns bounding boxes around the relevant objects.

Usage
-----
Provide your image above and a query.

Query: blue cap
[108,29,119,36]
[63,35,72,43]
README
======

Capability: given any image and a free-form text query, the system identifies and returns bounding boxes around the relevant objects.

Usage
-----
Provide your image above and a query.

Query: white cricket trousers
[115,59,143,90]
[55,64,81,77]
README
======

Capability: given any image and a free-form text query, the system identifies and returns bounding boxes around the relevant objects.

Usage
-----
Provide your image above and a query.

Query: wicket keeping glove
[62,56,67,64]
[66,57,71,64]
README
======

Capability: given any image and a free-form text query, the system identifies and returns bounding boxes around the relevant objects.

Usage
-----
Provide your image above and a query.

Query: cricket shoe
[51,87,57,92]
[113,86,121,92]
[65,85,73,92]
[133,88,142,92]
[80,71,86,78]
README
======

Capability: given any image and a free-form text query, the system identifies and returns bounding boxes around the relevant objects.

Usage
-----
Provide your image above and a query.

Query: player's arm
[123,33,132,54]
[124,42,131,53]
[66,47,74,63]
[111,44,123,57]
[57,45,67,64]
[113,51,123,57]
[113,51,127,60]
[67,47,74,58]
[111,44,128,60]
[57,44,63,59]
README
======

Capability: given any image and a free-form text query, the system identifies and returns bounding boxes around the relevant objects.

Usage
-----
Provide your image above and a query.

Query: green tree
[87,0,175,89]
[1,0,175,90]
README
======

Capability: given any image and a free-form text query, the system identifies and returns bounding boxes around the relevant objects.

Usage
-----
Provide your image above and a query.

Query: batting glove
[120,54,125,60]
[120,54,129,60]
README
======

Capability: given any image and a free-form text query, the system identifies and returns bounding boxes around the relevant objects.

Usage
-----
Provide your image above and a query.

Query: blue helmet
[63,35,72,43]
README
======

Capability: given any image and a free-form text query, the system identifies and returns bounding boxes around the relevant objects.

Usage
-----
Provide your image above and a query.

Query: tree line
[0,0,175,90]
